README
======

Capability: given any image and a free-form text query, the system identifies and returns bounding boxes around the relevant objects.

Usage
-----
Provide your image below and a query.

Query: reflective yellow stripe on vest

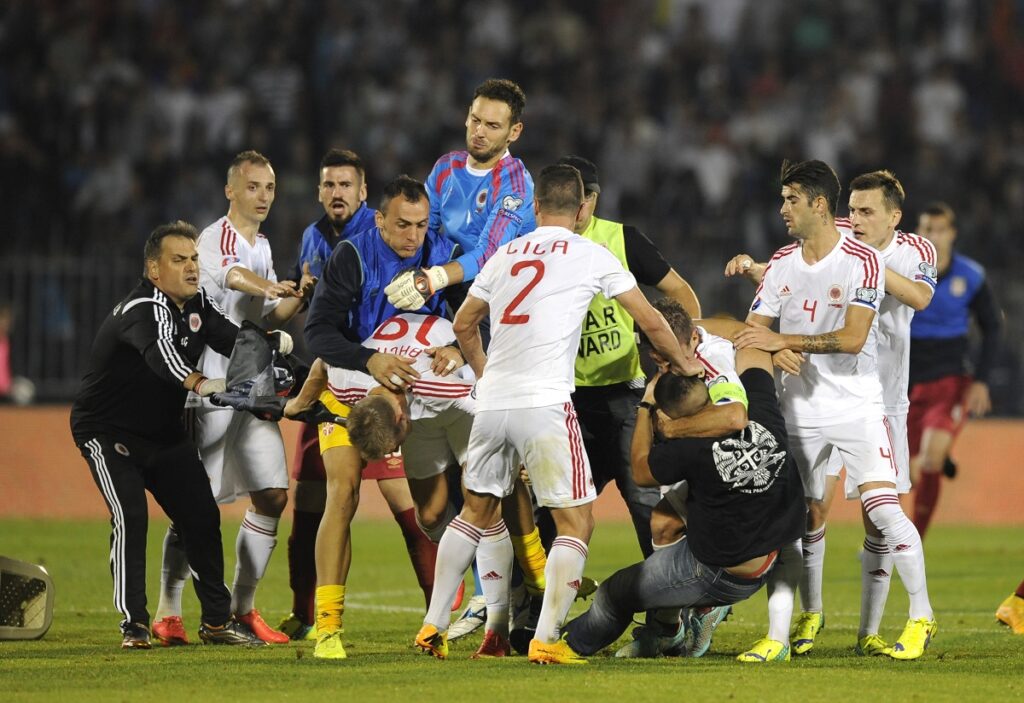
[575,217,643,387]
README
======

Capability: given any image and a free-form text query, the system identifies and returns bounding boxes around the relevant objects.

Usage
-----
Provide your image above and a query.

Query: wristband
[193,376,209,395]
[636,401,656,412]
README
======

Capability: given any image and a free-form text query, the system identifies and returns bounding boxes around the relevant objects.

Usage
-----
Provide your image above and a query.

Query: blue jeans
[564,537,768,655]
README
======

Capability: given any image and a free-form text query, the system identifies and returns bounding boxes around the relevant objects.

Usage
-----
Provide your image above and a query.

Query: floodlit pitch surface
[2,519,1022,702]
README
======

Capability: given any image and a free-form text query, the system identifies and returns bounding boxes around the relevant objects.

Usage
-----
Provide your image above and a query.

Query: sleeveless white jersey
[469,225,637,412]
[325,313,475,420]
[196,215,282,378]
[836,221,938,414]
[750,232,885,427]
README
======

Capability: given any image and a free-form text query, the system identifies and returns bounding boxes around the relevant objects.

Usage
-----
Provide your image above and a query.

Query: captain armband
[708,380,748,409]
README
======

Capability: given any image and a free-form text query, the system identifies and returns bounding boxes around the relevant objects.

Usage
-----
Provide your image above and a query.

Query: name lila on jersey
[505,238,569,255]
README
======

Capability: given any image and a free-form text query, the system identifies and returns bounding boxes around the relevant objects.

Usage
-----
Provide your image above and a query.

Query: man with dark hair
[557,327,805,661]
[531,156,701,648]
[412,163,693,665]
[153,150,313,647]
[299,175,465,659]
[71,221,264,649]
[724,169,939,657]
[618,297,749,659]
[731,160,936,662]
[385,78,535,315]
[909,202,1001,538]
[278,151,437,641]
[386,78,537,640]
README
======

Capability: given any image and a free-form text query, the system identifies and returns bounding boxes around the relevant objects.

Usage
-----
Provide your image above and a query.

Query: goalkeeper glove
[384,266,448,310]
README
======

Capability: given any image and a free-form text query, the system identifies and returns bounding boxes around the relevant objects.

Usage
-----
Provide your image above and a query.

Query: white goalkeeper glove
[384,266,449,311]
[274,330,294,355]
[194,377,226,397]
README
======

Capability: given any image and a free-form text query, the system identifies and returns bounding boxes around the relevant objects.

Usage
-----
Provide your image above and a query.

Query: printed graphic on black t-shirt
[711,420,787,494]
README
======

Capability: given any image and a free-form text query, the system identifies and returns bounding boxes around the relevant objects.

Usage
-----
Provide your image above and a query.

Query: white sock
[476,520,513,638]
[424,516,480,630]
[231,509,278,615]
[535,536,588,644]
[862,488,932,620]
[155,524,190,619]
[767,539,802,643]
[799,525,826,613]
[859,535,893,637]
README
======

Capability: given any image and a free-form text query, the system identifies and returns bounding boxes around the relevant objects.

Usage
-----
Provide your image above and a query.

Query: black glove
[210,386,286,421]
[287,400,347,426]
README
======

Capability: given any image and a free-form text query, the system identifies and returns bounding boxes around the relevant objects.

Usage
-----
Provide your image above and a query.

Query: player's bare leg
[911,427,954,539]
[312,444,363,659]
[279,477,324,640]
[378,477,439,607]
[230,486,288,643]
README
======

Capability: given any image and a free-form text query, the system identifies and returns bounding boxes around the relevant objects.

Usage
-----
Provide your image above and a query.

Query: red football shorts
[907,374,973,456]
[291,419,406,482]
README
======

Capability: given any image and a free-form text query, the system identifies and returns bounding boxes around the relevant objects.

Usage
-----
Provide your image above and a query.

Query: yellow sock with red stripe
[511,527,547,595]
[316,585,345,634]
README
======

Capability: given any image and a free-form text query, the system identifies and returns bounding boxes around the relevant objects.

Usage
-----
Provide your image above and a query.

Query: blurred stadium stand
[0,0,1020,411]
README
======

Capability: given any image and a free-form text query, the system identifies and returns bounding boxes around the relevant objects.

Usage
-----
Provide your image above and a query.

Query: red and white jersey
[837,220,939,413]
[196,215,282,378]
[325,313,475,420]
[875,231,937,414]
[469,225,637,411]
[750,232,885,427]
[695,327,745,406]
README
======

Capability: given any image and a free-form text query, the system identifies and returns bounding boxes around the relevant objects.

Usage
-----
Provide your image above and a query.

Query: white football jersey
[325,313,476,420]
[750,232,885,427]
[695,327,745,405]
[470,225,637,411]
[875,231,937,413]
[196,215,282,378]
[835,221,938,414]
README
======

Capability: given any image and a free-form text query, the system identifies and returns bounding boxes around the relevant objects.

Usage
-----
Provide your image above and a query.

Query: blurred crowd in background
[1,0,1021,409]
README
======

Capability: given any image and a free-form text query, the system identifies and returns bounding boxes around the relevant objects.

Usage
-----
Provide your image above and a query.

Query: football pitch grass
[2,518,1021,702]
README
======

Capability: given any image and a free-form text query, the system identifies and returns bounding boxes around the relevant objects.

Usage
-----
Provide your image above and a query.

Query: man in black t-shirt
[71,221,281,649]
[561,339,805,660]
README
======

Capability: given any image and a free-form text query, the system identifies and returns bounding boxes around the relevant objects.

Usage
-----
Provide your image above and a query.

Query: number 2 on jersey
[500,260,545,325]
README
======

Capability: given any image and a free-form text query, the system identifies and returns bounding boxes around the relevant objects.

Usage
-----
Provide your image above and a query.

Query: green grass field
[1,518,1021,702]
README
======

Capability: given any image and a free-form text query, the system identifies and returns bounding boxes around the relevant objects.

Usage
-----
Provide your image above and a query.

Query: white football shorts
[789,415,898,502]
[465,402,596,508]
[825,413,910,498]
[192,405,288,504]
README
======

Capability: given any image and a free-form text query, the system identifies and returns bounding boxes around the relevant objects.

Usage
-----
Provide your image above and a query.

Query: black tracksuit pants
[74,431,231,629]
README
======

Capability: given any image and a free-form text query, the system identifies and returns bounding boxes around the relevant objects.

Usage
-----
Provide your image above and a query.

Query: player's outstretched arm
[453,294,489,378]
[736,306,876,355]
[724,253,766,284]
[284,358,328,416]
[226,266,299,300]
[265,262,318,325]
[616,287,699,376]
[656,269,702,319]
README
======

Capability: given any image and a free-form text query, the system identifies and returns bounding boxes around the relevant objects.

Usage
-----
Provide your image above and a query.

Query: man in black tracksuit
[70,221,264,649]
